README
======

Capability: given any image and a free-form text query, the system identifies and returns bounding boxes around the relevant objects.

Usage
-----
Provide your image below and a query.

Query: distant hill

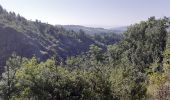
[0,5,122,72]
[57,25,127,35]
[109,26,128,33]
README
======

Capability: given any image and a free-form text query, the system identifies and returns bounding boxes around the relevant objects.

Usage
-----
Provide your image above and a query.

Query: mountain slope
[57,25,126,35]
[0,5,122,72]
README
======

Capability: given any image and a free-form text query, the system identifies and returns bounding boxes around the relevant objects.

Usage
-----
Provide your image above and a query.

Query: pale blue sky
[0,0,170,28]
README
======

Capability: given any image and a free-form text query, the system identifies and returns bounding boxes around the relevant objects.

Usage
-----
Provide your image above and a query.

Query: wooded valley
[0,5,170,100]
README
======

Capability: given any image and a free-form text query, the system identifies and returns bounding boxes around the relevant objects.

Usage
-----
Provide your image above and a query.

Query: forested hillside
[0,12,170,100]
[57,25,126,34]
[1,3,170,100]
[0,5,121,73]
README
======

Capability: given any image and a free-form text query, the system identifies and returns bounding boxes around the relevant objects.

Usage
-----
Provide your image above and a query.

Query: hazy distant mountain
[57,25,127,35]
[110,26,128,33]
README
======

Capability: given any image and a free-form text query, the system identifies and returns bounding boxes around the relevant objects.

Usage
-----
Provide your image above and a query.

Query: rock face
[0,5,122,73]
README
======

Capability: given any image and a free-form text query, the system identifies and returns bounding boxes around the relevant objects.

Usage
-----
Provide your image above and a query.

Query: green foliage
[0,54,22,99]
[89,44,104,62]
[123,17,169,72]
[107,17,170,99]
[0,56,118,100]
[147,34,170,99]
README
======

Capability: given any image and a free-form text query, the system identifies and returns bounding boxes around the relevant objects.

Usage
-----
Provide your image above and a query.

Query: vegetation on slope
[0,5,122,73]
[0,17,170,100]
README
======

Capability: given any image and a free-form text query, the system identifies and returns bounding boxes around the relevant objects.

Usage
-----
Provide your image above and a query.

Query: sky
[0,0,170,28]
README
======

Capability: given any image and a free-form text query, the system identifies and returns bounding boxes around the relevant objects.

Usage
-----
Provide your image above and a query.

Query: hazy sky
[0,0,170,28]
